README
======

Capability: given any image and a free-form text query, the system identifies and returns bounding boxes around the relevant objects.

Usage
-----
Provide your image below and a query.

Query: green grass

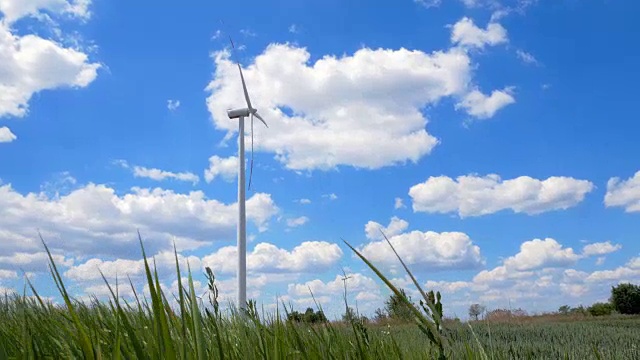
[0,234,638,359]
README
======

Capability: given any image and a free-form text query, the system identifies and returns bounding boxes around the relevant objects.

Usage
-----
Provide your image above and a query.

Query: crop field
[0,239,639,360]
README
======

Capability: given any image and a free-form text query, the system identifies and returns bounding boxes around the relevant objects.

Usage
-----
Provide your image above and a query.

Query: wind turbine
[226,38,268,310]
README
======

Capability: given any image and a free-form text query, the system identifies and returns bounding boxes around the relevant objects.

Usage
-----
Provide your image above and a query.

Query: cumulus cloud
[204,155,238,183]
[359,228,484,271]
[202,241,342,275]
[0,269,17,279]
[0,182,279,264]
[409,174,594,217]
[422,238,639,317]
[0,0,91,24]
[450,17,508,49]
[0,17,99,118]
[0,126,16,142]
[286,216,309,228]
[456,87,515,119]
[288,272,379,298]
[586,266,640,283]
[605,170,640,212]
[503,238,580,271]
[65,251,201,282]
[0,251,73,273]
[206,20,512,171]
[364,216,409,241]
[296,198,311,205]
[582,241,622,257]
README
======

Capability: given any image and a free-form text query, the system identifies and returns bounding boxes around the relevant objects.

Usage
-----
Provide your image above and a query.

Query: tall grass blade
[40,234,95,360]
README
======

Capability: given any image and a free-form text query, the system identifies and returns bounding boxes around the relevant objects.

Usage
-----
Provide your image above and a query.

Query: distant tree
[558,305,571,315]
[342,306,357,322]
[342,306,368,324]
[287,310,303,323]
[288,307,327,324]
[384,288,414,321]
[373,308,387,322]
[587,302,615,316]
[468,304,485,321]
[569,305,587,315]
[303,307,316,323]
[315,309,328,323]
[610,283,640,315]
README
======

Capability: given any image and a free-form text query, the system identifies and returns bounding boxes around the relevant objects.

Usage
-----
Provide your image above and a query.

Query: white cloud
[240,28,256,37]
[323,193,338,201]
[288,24,298,34]
[450,17,508,49]
[0,251,73,272]
[409,174,594,217]
[503,238,580,271]
[132,166,199,184]
[582,241,622,257]
[286,216,309,228]
[204,155,238,183]
[596,257,605,266]
[415,0,442,8]
[65,251,201,282]
[0,18,99,118]
[425,280,471,293]
[288,273,379,298]
[116,160,199,184]
[422,239,639,317]
[0,126,16,142]
[456,87,515,119]
[0,0,91,24]
[605,170,640,212]
[516,50,539,65]
[359,229,484,270]
[586,266,640,283]
[364,216,409,241]
[296,198,311,205]
[0,182,278,264]
[461,0,480,7]
[206,23,512,171]
[202,241,342,275]
[394,197,405,209]
[0,269,17,279]
[167,99,180,111]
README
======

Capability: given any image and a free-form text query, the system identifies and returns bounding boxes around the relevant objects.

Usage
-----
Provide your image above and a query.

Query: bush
[384,288,414,321]
[587,302,614,316]
[287,307,327,324]
[610,283,640,315]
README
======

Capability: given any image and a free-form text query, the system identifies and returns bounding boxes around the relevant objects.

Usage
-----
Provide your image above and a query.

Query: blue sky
[1,0,640,319]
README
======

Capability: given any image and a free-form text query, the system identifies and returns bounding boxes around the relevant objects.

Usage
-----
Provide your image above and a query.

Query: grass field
[1,236,639,359]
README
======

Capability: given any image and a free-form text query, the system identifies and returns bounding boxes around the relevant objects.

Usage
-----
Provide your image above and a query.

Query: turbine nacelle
[227,107,252,119]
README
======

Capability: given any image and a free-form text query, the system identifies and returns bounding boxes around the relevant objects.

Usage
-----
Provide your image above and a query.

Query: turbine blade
[254,112,268,128]
[248,114,255,191]
[238,64,253,110]
[228,34,253,110]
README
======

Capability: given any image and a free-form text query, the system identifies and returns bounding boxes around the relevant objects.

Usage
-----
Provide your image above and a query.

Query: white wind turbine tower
[226,38,268,310]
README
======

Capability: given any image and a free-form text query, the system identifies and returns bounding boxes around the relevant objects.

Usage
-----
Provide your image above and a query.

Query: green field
[1,239,639,359]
